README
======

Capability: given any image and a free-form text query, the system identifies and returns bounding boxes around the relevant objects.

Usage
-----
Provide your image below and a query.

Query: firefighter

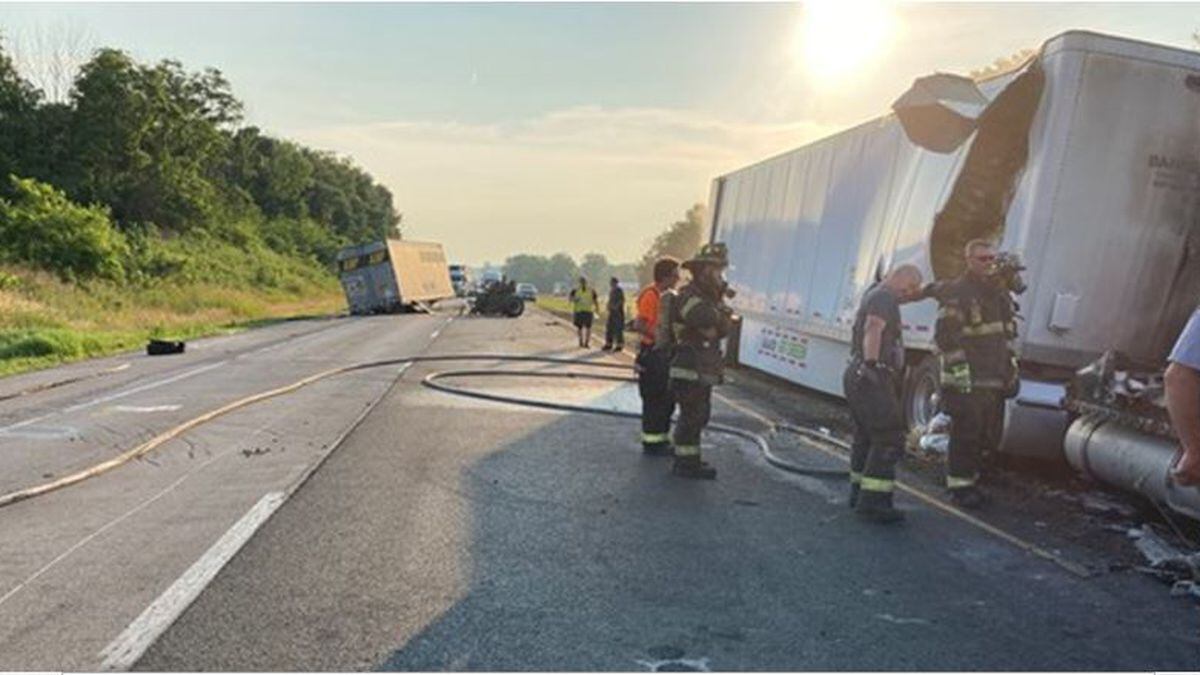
[668,243,734,480]
[844,264,924,523]
[633,258,681,455]
[569,277,599,348]
[932,239,1022,509]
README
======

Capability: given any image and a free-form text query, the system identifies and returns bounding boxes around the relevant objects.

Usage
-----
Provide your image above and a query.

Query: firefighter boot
[855,489,905,524]
[672,455,717,480]
[848,483,861,509]
[642,441,674,457]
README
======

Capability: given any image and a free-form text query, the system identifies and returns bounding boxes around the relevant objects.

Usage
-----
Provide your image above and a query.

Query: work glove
[942,361,972,392]
[858,360,895,387]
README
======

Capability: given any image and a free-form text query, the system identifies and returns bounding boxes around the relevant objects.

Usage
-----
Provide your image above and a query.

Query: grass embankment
[0,249,343,378]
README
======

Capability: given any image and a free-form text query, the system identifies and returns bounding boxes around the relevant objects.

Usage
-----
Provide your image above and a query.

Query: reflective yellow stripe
[937,307,962,320]
[962,321,1006,338]
[947,475,978,489]
[680,296,703,319]
[674,444,700,457]
[849,471,863,485]
[642,432,670,444]
[669,366,699,381]
[860,476,894,493]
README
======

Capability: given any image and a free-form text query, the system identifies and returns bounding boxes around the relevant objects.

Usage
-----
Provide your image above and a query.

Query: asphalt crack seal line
[0,362,131,403]
[535,307,1094,579]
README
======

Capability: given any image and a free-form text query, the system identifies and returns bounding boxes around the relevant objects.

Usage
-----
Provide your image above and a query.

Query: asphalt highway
[1,310,1197,671]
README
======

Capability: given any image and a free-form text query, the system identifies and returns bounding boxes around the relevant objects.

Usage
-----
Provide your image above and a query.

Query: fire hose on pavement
[0,353,845,511]
[0,351,1092,579]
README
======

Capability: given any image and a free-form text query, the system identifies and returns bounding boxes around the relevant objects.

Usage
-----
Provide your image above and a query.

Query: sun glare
[795,1,896,83]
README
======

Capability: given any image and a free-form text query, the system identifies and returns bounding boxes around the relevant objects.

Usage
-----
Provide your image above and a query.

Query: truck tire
[902,355,941,435]
[504,297,525,318]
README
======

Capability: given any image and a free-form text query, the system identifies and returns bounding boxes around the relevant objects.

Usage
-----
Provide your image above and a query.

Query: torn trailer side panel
[710,30,1200,409]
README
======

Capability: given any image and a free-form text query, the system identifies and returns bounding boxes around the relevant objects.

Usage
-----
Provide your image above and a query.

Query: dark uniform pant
[605,310,625,348]
[942,389,1003,489]
[843,363,905,497]
[636,346,674,445]
[671,379,711,457]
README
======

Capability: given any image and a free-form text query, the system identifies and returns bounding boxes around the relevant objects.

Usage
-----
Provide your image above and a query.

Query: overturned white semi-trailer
[708,30,1200,514]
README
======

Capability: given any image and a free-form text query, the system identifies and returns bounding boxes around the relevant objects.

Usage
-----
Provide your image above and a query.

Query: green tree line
[499,203,705,293]
[0,41,398,283]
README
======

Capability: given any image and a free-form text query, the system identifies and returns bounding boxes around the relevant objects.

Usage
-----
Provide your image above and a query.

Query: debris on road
[147,339,186,356]
[1127,526,1200,600]
[1170,580,1200,600]
[1080,492,1138,519]
[915,413,951,455]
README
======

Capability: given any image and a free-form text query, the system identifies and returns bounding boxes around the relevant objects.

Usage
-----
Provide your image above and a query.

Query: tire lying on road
[147,339,186,356]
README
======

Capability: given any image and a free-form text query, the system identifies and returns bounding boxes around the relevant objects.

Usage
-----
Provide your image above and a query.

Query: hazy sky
[1,2,1198,266]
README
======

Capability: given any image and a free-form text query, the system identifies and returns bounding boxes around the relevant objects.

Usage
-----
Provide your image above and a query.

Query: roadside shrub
[0,176,130,280]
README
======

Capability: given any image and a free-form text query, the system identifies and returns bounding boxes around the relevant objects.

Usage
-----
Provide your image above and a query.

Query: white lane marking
[635,657,711,672]
[0,362,227,435]
[98,492,285,671]
[0,452,228,610]
[111,405,182,413]
[0,425,78,440]
[430,314,454,340]
[0,406,291,611]
[875,613,931,626]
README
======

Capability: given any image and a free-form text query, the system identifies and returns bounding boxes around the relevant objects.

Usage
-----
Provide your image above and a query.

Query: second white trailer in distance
[709,30,1200,456]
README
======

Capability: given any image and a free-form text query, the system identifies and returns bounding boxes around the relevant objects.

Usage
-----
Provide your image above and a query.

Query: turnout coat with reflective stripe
[669,283,730,385]
[933,274,1019,392]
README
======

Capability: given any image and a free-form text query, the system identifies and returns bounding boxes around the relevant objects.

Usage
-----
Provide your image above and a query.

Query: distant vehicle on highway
[516,283,538,300]
[477,269,503,292]
[448,264,472,297]
[337,239,454,314]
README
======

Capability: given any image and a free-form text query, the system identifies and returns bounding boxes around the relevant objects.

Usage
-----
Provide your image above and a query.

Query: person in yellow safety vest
[930,239,1022,509]
[668,243,734,480]
[569,277,600,348]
